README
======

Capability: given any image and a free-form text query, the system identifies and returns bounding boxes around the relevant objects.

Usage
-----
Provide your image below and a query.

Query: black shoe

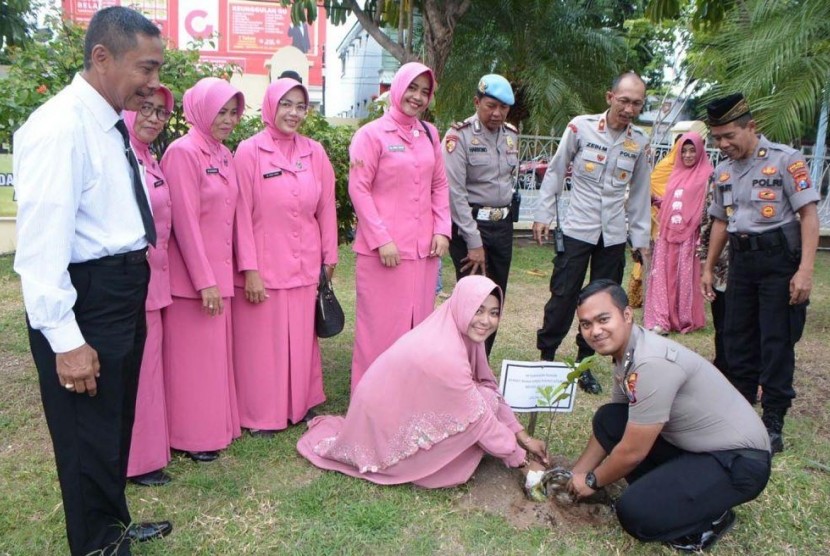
[578,370,602,395]
[302,409,318,423]
[249,429,277,438]
[127,520,173,543]
[185,450,220,462]
[762,408,785,455]
[667,509,735,552]
[129,469,171,487]
[540,350,556,362]
[768,431,784,454]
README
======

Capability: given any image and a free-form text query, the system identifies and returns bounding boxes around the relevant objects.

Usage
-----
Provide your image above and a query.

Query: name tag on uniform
[206,167,219,174]
[469,147,487,153]
[153,179,165,188]
[388,144,405,152]
[263,170,283,179]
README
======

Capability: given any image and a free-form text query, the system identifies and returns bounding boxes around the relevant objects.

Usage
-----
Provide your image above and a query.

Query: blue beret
[477,74,514,106]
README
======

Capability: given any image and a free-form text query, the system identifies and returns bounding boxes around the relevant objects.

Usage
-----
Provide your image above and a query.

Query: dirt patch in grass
[457,456,623,532]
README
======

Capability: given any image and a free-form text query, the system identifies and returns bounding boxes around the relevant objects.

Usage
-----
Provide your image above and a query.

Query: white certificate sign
[498,360,577,413]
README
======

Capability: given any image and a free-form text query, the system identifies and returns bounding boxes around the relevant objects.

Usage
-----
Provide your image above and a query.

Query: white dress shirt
[14,74,149,353]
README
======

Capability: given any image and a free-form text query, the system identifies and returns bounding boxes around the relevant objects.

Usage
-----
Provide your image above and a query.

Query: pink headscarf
[659,132,713,243]
[182,77,245,145]
[388,61,436,128]
[312,275,504,473]
[123,85,174,164]
[261,77,309,140]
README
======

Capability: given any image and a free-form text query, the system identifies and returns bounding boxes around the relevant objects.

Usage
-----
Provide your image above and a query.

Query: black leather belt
[731,448,771,462]
[728,230,783,252]
[71,248,149,267]
[471,205,510,221]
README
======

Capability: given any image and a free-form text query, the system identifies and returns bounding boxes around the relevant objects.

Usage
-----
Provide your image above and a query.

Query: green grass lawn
[0,244,829,555]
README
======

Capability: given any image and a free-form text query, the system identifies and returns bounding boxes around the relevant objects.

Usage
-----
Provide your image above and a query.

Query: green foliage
[645,0,734,31]
[299,110,357,243]
[0,0,33,57]
[535,355,596,447]
[687,0,830,142]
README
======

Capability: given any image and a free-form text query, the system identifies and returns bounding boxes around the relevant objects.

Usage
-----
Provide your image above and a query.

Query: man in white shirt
[14,7,170,555]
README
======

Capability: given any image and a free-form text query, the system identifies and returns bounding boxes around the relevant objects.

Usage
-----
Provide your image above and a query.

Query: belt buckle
[491,208,503,221]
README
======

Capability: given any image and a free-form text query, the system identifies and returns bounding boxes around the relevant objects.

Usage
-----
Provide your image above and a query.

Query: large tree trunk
[345,0,472,82]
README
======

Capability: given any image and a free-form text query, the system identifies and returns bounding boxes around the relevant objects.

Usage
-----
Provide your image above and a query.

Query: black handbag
[315,266,345,338]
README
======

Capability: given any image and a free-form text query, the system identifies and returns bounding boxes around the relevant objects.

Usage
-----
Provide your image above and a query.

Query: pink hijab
[123,85,174,164]
[183,77,245,146]
[388,61,436,128]
[659,131,713,243]
[312,275,503,473]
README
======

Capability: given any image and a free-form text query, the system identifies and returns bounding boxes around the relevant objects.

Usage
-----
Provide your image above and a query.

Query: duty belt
[471,205,510,221]
[728,230,783,252]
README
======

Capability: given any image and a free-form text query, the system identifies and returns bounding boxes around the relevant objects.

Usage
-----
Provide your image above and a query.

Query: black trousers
[593,404,771,542]
[724,244,806,410]
[449,219,513,356]
[29,259,149,556]
[710,291,728,373]
[537,234,625,358]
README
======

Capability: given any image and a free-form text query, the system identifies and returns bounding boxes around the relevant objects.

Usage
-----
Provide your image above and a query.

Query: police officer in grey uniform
[702,94,820,454]
[533,72,652,393]
[569,280,771,552]
[443,74,519,356]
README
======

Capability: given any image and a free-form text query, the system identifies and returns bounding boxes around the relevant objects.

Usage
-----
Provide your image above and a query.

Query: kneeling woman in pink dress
[125,85,175,486]
[232,78,338,435]
[297,276,548,488]
[161,77,257,462]
[348,62,451,391]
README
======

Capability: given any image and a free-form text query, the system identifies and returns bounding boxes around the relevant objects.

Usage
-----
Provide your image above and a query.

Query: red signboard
[61,0,326,86]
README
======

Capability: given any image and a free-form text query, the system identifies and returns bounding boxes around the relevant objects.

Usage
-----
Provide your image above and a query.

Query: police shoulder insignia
[787,160,812,191]
[718,172,730,183]
[451,120,471,130]
[567,122,578,134]
[598,118,606,132]
[503,122,518,133]
[624,372,638,404]
[445,135,458,153]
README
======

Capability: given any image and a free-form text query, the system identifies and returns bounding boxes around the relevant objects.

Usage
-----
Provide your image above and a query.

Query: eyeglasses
[278,100,309,114]
[138,104,172,122]
[611,95,645,109]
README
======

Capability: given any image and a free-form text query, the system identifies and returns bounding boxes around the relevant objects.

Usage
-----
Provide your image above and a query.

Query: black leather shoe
[129,469,171,487]
[578,370,602,395]
[186,450,220,462]
[249,429,277,438]
[302,409,318,423]
[666,509,735,552]
[127,520,173,543]
[768,431,784,454]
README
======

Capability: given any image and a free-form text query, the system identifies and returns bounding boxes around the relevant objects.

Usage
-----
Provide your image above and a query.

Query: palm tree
[436,0,627,134]
[691,0,830,142]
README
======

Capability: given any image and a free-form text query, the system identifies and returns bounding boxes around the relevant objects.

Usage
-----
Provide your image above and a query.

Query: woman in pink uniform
[232,78,338,435]
[644,132,712,334]
[297,276,548,487]
[161,77,256,462]
[124,86,175,486]
[348,61,451,391]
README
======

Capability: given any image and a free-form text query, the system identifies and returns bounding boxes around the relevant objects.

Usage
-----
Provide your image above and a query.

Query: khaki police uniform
[443,115,518,355]
[594,326,771,542]
[708,135,820,411]
[534,112,651,359]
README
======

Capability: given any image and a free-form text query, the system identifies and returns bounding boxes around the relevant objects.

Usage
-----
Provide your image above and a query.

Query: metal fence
[516,135,830,229]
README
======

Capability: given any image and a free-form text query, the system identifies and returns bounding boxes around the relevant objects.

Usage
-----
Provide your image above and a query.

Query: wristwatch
[585,471,599,490]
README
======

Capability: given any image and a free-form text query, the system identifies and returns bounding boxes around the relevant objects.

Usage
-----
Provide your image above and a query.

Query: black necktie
[115,119,157,247]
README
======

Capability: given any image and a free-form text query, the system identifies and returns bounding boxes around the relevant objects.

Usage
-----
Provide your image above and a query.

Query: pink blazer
[161,131,257,299]
[348,114,451,259]
[233,132,338,289]
[139,153,173,311]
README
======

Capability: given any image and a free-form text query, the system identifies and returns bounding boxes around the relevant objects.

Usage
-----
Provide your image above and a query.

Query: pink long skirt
[163,296,241,452]
[644,235,705,334]
[351,254,438,391]
[233,284,325,431]
[127,310,170,477]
